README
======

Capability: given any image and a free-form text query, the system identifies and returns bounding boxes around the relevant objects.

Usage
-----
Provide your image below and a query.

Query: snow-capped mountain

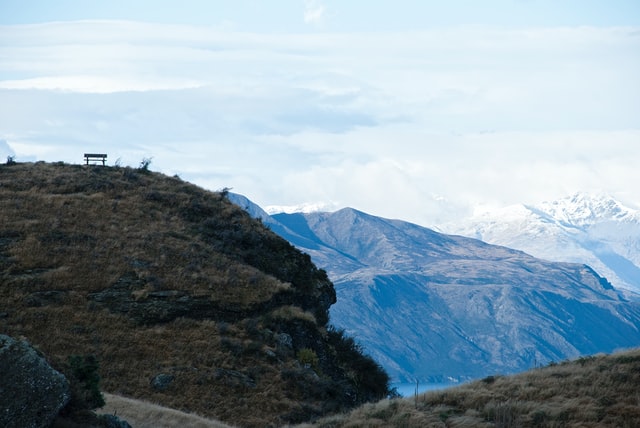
[440,193,640,295]
[537,192,638,227]
[229,194,640,383]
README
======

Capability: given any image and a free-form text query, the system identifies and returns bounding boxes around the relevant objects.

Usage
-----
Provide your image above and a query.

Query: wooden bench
[84,153,107,166]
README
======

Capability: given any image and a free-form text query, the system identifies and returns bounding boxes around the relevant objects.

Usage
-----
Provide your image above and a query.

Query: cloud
[260,127,640,225]
[0,21,639,225]
[303,0,325,26]
[0,76,202,93]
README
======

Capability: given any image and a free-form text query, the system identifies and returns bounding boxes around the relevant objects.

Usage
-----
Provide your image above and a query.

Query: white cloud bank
[0,21,639,226]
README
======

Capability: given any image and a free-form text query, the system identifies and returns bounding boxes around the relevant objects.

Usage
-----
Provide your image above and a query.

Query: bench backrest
[84,153,107,165]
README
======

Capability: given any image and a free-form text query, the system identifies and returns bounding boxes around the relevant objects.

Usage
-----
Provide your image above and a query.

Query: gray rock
[214,368,256,388]
[88,271,276,325]
[150,373,174,390]
[24,290,68,307]
[0,334,71,428]
[277,333,293,349]
[99,413,133,428]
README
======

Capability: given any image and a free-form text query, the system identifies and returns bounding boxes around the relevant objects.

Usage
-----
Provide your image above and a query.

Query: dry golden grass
[295,348,640,428]
[0,162,292,304]
[0,162,389,427]
[100,393,235,428]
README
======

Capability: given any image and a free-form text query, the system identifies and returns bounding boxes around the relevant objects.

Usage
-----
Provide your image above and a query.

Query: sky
[1,1,639,226]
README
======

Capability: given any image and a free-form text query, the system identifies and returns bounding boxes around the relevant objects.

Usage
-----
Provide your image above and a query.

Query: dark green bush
[67,355,105,409]
[483,375,496,384]
[297,348,320,372]
[327,326,391,402]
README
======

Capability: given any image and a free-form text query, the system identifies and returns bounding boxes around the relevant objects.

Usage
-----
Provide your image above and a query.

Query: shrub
[67,354,105,410]
[219,187,232,199]
[484,400,522,428]
[327,327,391,402]
[298,348,320,372]
[482,375,496,384]
[531,410,548,426]
[138,157,152,172]
[577,356,596,366]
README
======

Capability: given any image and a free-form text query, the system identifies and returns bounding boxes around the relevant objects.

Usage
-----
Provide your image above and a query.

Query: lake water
[391,381,459,397]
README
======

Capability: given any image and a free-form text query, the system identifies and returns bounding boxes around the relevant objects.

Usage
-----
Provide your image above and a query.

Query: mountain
[0,162,391,427]
[228,195,640,383]
[439,193,640,296]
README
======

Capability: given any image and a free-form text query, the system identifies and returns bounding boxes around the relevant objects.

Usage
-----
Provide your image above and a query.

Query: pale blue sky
[1,1,639,225]
[2,0,639,28]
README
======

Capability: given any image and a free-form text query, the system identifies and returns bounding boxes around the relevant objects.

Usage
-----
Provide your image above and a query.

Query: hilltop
[0,161,390,427]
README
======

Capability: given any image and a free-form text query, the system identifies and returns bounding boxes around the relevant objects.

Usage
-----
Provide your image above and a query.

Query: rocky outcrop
[88,270,334,326]
[89,271,279,324]
[87,271,244,324]
[150,373,175,391]
[0,334,70,428]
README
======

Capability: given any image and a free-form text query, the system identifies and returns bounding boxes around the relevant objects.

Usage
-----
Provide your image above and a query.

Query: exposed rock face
[87,271,333,326]
[87,271,242,324]
[150,373,175,391]
[0,334,70,428]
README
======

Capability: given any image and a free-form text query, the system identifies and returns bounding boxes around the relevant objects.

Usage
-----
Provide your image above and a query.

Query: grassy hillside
[0,161,389,427]
[296,348,640,427]
[97,349,640,428]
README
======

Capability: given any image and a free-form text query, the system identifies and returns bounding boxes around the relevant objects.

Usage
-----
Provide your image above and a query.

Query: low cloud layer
[1,20,638,226]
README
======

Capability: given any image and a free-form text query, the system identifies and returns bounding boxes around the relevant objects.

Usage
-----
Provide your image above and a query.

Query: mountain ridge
[441,192,640,295]
[229,193,640,383]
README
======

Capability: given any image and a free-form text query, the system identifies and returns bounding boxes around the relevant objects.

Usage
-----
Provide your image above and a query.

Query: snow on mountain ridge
[264,201,338,215]
[442,192,640,295]
[536,192,638,227]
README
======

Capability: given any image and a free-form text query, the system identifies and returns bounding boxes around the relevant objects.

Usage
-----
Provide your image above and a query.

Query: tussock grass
[268,305,318,324]
[295,348,640,427]
[0,162,390,427]
[100,393,235,428]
